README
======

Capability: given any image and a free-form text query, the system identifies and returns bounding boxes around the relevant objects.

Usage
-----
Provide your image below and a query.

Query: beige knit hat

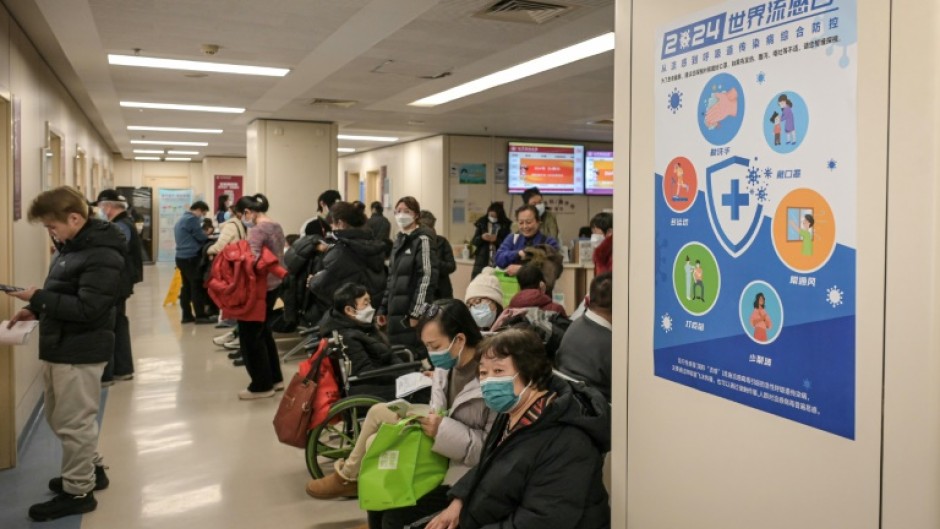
[465,267,503,307]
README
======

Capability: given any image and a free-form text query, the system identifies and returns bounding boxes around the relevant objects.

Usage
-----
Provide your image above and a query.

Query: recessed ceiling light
[130,140,209,146]
[128,126,223,134]
[410,32,615,107]
[337,147,356,153]
[164,157,192,162]
[337,134,398,142]
[120,101,245,114]
[133,149,164,154]
[134,156,161,161]
[108,54,289,77]
[167,150,199,155]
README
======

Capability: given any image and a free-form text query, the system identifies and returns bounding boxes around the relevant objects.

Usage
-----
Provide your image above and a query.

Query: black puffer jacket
[112,211,144,298]
[318,309,399,376]
[434,235,456,300]
[27,219,126,364]
[310,228,388,310]
[450,375,611,529]
[471,216,511,277]
[379,227,438,348]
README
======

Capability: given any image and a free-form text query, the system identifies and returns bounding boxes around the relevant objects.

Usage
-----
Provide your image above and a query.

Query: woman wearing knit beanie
[463,267,504,330]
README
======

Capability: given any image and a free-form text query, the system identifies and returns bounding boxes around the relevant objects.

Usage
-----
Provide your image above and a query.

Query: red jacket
[508,289,568,318]
[207,240,287,322]
[593,235,613,276]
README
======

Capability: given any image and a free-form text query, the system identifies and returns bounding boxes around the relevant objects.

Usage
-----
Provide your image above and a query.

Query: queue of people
[5,182,616,526]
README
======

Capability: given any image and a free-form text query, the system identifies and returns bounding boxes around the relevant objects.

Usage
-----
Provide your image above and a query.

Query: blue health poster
[654,0,857,439]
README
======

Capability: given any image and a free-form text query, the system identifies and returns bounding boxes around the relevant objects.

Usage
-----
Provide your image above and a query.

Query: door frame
[0,93,16,469]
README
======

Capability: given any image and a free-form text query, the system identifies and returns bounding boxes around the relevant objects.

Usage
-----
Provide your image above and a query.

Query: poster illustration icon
[698,73,746,146]
[662,157,698,213]
[764,91,810,153]
[738,280,784,345]
[672,242,721,316]
[772,188,837,273]
[705,156,765,258]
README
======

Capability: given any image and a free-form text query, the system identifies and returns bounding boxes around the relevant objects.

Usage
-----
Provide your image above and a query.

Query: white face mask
[590,233,606,247]
[395,213,413,229]
[488,215,499,224]
[534,203,546,216]
[355,306,376,324]
[470,303,496,328]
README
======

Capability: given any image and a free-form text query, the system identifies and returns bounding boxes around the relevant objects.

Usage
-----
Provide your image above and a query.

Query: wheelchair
[303,329,425,479]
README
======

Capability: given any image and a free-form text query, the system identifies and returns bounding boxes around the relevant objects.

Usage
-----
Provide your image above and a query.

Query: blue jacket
[174,211,208,259]
[494,231,559,269]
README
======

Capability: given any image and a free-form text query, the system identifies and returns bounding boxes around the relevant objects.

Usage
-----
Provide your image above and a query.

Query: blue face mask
[96,209,108,221]
[428,337,459,370]
[470,303,496,329]
[480,374,526,413]
[224,211,233,221]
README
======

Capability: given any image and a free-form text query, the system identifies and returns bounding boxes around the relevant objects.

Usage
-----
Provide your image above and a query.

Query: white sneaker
[238,389,275,400]
[223,338,240,350]
[273,381,285,392]
[213,331,236,346]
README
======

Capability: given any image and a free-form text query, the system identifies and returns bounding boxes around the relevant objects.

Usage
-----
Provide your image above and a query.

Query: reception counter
[449,258,595,315]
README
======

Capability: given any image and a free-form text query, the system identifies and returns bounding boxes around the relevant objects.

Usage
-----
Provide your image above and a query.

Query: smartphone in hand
[0,284,24,293]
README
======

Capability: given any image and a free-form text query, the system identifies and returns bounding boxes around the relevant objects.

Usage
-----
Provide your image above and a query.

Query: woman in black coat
[377,196,438,351]
[470,202,512,279]
[425,328,611,529]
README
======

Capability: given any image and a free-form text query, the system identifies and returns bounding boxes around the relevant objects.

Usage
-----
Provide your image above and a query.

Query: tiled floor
[1,263,366,529]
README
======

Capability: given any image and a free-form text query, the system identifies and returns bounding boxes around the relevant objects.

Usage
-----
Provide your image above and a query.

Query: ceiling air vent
[475,0,576,25]
[307,98,358,109]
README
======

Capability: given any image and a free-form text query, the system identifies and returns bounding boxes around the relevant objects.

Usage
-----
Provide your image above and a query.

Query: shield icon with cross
[705,156,764,258]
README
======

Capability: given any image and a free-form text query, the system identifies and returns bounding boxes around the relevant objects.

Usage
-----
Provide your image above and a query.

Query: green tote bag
[358,417,449,511]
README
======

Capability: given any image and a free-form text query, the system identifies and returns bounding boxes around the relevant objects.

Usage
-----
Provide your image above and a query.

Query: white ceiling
[5,0,615,159]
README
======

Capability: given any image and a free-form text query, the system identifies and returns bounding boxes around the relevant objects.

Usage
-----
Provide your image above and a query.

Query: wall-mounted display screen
[507,142,584,194]
[585,150,614,196]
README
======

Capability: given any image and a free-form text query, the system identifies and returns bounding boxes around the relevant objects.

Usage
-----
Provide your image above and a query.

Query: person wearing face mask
[215,194,230,225]
[299,189,342,238]
[464,267,504,331]
[207,198,250,346]
[92,190,144,387]
[307,201,388,316]
[309,300,493,529]
[589,212,613,277]
[522,186,559,240]
[424,328,610,529]
[494,205,560,276]
[317,283,401,397]
[173,200,215,324]
[469,202,512,279]
[376,196,439,350]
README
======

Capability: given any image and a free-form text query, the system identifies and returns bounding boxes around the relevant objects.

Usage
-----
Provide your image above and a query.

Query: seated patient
[507,264,567,317]
[555,272,613,401]
[425,328,610,529]
[308,300,494,529]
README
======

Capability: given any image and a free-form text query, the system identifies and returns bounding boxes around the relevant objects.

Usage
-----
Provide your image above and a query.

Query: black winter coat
[380,227,438,348]
[318,309,399,376]
[434,235,456,300]
[450,376,611,529]
[28,219,126,364]
[310,228,388,310]
[112,210,144,298]
[471,216,511,277]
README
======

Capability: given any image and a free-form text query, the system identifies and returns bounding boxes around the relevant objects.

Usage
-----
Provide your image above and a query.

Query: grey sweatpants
[42,361,106,495]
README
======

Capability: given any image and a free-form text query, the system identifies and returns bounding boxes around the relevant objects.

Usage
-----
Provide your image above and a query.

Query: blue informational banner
[654,0,857,439]
[157,189,194,263]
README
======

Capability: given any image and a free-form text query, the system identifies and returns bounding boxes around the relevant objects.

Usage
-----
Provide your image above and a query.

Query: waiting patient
[555,272,613,401]
[507,264,567,317]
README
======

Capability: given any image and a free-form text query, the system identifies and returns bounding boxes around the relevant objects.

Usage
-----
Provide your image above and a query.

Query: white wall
[113,156,248,208]
[0,8,115,442]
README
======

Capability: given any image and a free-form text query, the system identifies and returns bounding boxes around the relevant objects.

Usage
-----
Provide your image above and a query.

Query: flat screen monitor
[585,151,614,196]
[507,142,584,194]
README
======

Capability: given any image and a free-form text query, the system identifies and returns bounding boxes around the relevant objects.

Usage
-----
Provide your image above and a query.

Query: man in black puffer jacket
[309,226,387,314]
[7,187,125,522]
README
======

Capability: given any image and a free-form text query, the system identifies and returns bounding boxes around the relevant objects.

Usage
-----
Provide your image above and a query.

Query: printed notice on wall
[653,0,857,439]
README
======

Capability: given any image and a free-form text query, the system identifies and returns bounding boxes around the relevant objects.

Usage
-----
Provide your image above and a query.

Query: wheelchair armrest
[390,345,415,364]
[299,326,320,337]
[348,361,424,383]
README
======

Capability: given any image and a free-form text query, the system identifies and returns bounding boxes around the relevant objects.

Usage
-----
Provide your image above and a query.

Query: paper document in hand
[396,371,433,399]
[0,320,39,345]
[385,399,432,419]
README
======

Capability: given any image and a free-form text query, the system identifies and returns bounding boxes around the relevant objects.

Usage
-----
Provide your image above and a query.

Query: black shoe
[181,317,195,324]
[227,350,242,360]
[195,316,219,325]
[29,492,97,521]
[49,465,109,495]
[233,357,245,367]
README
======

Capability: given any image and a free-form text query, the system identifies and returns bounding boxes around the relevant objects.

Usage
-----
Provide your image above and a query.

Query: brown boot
[305,472,358,499]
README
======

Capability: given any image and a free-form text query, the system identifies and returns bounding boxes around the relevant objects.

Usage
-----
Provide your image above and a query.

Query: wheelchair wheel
[305,395,385,479]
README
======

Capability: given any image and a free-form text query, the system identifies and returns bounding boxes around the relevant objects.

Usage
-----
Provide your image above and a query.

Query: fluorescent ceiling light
[410,32,615,107]
[131,140,209,146]
[109,54,289,77]
[134,156,161,161]
[128,126,222,134]
[167,150,199,155]
[133,149,164,154]
[120,101,245,114]
[337,134,398,142]
[337,147,356,153]
[165,157,192,162]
